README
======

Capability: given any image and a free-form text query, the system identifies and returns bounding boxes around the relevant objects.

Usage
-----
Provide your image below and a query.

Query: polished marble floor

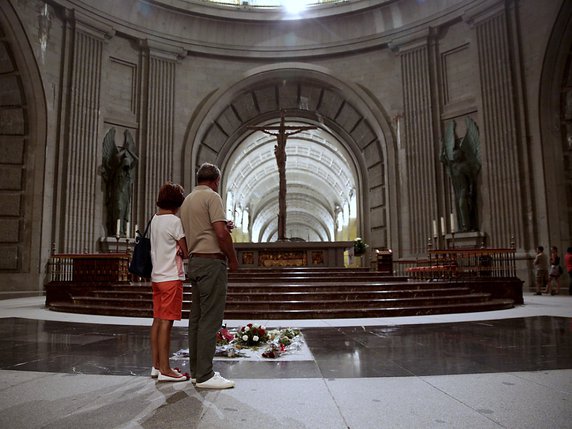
[1,294,572,428]
[1,316,571,379]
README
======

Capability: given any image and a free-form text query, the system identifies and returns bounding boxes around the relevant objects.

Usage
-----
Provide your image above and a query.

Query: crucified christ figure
[248,110,317,240]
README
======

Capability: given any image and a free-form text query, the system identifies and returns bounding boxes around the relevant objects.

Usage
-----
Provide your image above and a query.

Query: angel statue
[440,117,481,232]
[101,128,139,237]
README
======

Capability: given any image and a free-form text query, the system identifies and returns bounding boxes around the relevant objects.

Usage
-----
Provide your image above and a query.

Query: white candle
[450,213,456,233]
[432,219,438,238]
[440,216,445,236]
[135,224,139,237]
[116,219,121,237]
[126,222,130,238]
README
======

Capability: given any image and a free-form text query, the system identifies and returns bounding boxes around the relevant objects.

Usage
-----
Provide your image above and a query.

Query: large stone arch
[539,0,572,248]
[0,2,48,291]
[182,63,397,249]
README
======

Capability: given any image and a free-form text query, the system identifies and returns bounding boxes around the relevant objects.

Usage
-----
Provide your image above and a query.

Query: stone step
[46,298,514,319]
[45,270,521,319]
[70,292,492,310]
[223,294,493,310]
[108,281,455,293]
[222,299,515,319]
[92,287,474,301]
[228,274,406,282]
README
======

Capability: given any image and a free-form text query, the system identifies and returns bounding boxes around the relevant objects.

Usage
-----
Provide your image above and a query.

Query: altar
[234,241,354,268]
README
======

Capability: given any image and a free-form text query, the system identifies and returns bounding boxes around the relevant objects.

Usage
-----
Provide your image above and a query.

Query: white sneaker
[190,371,217,384]
[195,373,235,389]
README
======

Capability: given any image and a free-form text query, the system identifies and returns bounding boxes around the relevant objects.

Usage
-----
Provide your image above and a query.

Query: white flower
[244,326,250,332]
[253,335,259,342]
[252,323,259,328]
[261,325,266,330]
[242,335,249,341]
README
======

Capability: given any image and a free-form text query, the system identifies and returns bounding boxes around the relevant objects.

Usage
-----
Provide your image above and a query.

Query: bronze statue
[440,117,480,232]
[101,128,138,237]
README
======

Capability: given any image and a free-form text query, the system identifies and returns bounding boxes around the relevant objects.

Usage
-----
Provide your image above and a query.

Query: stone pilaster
[60,12,113,252]
[138,40,185,220]
[466,2,524,246]
[391,31,439,255]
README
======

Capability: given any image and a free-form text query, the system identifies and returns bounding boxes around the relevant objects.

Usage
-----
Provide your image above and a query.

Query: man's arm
[176,237,189,259]
[213,221,239,272]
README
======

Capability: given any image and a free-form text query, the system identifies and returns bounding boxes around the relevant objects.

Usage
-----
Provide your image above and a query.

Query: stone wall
[0,0,569,291]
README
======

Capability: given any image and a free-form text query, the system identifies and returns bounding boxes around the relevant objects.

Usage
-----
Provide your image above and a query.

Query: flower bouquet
[216,324,235,346]
[236,323,268,347]
[353,237,368,256]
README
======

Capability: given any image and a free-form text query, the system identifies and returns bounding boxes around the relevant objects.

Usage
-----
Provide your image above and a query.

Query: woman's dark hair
[156,182,185,210]
[196,163,221,183]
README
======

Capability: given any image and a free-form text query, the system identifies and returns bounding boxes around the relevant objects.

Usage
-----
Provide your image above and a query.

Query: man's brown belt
[191,253,226,260]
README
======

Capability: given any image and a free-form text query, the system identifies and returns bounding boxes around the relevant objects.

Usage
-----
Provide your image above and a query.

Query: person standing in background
[546,246,562,295]
[565,247,572,296]
[533,246,549,296]
[180,163,239,389]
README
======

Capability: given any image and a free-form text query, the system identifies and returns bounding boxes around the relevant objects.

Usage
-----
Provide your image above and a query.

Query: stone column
[138,41,185,220]
[58,12,113,252]
[391,31,440,255]
[465,2,524,247]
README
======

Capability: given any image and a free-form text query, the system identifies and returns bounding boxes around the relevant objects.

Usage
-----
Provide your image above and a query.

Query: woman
[546,246,562,295]
[565,247,572,296]
[149,182,189,382]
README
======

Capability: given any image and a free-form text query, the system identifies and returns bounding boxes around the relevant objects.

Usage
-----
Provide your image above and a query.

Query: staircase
[45,267,517,319]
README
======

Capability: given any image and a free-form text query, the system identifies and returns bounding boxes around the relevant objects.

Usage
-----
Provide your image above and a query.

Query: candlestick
[440,216,445,236]
[116,219,121,237]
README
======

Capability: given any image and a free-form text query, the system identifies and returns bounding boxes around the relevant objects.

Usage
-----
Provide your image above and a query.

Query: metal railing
[46,253,131,283]
[399,248,517,280]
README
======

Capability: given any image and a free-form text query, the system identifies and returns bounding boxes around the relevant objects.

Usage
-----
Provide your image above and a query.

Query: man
[180,163,239,389]
[533,246,549,296]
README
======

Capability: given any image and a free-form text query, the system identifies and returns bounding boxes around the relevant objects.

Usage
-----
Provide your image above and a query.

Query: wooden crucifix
[248,110,317,240]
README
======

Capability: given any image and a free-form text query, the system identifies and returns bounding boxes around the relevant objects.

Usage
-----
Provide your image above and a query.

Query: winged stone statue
[101,128,138,237]
[440,117,481,232]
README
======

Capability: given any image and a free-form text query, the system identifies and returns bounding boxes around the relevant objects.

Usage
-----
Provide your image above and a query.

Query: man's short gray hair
[197,162,221,183]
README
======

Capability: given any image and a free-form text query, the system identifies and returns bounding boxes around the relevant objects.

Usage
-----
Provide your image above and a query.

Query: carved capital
[388,27,436,54]
[69,10,115,40]
[463,0,507,28]
[141,39,186,62]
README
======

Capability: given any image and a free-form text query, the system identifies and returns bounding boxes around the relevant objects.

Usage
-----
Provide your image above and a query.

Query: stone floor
[0,293,571,428]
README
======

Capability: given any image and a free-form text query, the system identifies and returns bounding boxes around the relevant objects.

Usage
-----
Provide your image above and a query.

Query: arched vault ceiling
[226,122,355,241]
[251,192,334,239]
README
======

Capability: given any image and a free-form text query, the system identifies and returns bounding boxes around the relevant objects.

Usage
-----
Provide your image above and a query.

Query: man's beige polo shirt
[180,185,227,254]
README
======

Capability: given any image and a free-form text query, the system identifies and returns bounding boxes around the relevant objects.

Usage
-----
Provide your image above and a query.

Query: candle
[126,222,130,238]
[440,216,445,236]
[450,213,456,233]
[135,224,139,237]
[432,219,438,238]
[116,219,121,237]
